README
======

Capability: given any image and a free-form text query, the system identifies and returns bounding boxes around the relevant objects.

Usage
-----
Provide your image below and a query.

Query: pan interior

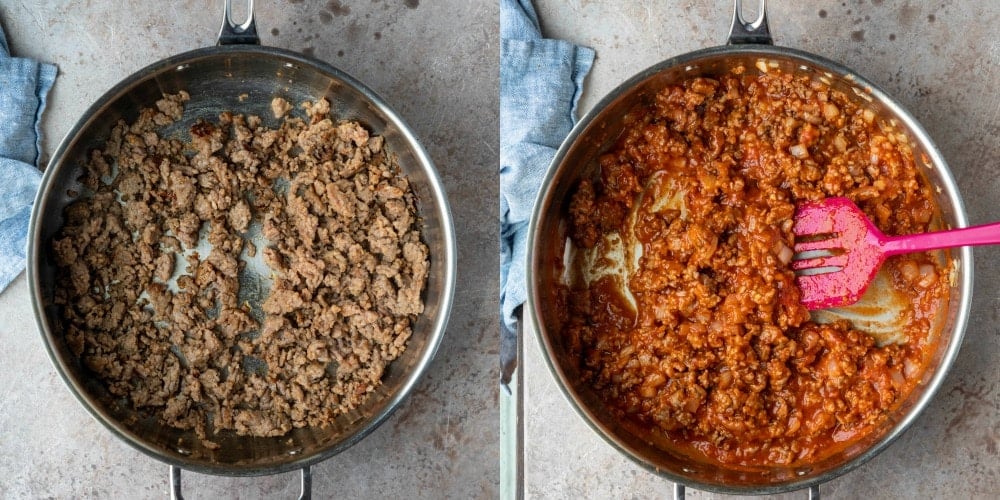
[531,47,969,493]
[32,46,451,476]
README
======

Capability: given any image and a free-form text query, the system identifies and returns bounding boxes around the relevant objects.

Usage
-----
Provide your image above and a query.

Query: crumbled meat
[229,200,251,233]
[51,92,428,445]
[271,97,293,119]
[153,252,174,282]
[155,91,189,121]
[563,69,948,467]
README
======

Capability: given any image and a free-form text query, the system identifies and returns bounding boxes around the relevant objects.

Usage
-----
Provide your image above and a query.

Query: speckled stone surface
[0,1,498,498]
[523,0,998,498]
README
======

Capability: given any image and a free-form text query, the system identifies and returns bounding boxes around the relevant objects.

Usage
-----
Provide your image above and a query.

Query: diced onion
[899,260,919,282]
[777,242,794,265]
[833,134,848,152]
[918,264,937,288]
[890,369,905,388]
[789,144,809,158]
[823,102,840,120]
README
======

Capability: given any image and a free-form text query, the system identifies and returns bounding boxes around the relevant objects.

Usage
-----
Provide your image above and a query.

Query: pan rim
[27,44,456,477]
[526,42,972,495]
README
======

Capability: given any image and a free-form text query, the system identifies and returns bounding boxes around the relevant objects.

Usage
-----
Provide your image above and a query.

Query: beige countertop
[519,1,998,498]
[0,1,499,498]
[2,1,997,498]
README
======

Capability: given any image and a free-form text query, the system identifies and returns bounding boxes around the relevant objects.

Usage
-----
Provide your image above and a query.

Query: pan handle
[727,0,772,45]
[672,483,820,499]
[217,0,260,45]
[169,464,313,499]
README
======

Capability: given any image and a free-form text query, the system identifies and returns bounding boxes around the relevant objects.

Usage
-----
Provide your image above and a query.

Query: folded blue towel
[0,22,57,293]
[500,0,593,384]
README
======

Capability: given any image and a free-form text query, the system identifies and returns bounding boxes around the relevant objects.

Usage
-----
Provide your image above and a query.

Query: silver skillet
[527,0,971,497]
[27,1,455,497]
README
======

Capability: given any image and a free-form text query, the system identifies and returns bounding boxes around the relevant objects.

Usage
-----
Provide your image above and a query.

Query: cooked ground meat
[51,92,428,442]
[562,67,948,467]
[271,96,293,119]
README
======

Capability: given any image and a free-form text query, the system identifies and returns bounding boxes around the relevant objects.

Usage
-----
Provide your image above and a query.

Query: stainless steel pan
[527,1,971,496]
[27,1,455,496]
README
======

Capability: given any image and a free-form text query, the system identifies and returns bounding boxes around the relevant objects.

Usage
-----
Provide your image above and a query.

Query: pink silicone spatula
[791,196,993,310]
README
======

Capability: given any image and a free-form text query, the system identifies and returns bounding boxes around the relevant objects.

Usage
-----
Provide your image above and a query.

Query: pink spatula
[792,196,994,310]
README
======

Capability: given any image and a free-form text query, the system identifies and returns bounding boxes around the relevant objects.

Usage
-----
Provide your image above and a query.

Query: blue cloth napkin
[0,21,57,293]
[500,0,593,384]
